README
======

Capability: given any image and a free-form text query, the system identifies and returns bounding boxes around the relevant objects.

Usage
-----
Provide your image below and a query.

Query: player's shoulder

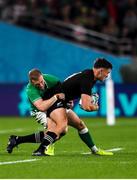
[82,69,93,76]
[26,82,31,90]
[43,74,59,82]
[80,69,94,83]
[26,83,37,93]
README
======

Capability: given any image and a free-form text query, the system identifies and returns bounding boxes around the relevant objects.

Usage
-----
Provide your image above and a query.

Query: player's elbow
[33,99,48,112]
[36,105,46,112]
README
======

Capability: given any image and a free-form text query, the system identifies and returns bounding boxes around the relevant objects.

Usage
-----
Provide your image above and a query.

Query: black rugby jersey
[62,69,96,101]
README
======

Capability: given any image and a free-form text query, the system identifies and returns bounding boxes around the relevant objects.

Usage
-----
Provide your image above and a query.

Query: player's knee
[58,126,68,139]
[60,127,67,136]
[59,125,68,137]
[63,124,68,133]
[62,117,68,128]
[77,120,86,130]
[57,119,68,134]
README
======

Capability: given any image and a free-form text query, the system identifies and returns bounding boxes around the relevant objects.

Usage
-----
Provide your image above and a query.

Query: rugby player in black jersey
[7,58,113,156]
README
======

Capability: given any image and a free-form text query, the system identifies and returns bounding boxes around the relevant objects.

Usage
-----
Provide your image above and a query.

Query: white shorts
[30,109,70,128]
[30,111,48,128]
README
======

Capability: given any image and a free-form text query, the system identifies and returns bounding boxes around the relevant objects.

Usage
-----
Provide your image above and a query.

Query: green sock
[78,128,98,152]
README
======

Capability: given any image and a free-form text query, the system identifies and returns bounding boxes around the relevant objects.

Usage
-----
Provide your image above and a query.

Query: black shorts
[47,100,67,117]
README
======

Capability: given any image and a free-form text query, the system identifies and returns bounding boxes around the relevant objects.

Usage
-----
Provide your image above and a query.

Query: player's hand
[92,104,99,111]
[81,104,99,112]
[55,93,65,100]
[91,93,99,105]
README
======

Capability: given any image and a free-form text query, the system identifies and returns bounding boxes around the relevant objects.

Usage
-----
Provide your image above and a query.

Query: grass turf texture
[0,117,137,178]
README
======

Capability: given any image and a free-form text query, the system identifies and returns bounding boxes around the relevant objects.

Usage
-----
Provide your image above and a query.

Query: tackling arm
[33,93,65,112]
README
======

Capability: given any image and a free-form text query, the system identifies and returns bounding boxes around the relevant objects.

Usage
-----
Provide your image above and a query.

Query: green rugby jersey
[26,74,60,111]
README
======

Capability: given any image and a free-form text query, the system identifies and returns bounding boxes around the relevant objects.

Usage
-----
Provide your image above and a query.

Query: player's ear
[99,69,103,77]
[31,79,35,84]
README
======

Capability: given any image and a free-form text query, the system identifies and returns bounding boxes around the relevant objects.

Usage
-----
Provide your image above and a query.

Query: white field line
[81,147,124,155]
[0,128,25,134]
[0,159,40,165]
[105,147,124,152]
[0,127,42,134]
[0,128,33,134]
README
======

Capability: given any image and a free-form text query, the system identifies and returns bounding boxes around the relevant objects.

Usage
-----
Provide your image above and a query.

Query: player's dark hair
[93,58,113,69]
[29,68,42,81]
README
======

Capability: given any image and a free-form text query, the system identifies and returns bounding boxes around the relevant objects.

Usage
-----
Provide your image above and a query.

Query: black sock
[16,131,44,144]
[37,131,57,152]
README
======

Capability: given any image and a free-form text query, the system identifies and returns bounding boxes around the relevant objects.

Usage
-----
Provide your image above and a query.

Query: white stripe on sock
[91,145,98,153]
[44,135,54,143]
[79,127,88,134]
[35,132,41,143]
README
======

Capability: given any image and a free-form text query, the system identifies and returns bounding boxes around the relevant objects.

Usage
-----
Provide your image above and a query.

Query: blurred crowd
[0,0,137,56]
[0,0,137,82]
[0,0,137,40]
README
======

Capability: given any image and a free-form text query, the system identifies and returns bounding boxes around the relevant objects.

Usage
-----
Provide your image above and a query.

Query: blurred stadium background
[0,0,137,178]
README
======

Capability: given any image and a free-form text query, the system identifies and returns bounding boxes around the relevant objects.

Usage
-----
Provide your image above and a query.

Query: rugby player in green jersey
[23,69,68,156]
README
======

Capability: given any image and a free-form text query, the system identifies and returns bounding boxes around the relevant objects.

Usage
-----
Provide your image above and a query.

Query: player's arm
[80,94,99,111]
[33,93,65,112]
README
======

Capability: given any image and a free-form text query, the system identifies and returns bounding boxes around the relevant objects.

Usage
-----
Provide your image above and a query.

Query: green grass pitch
[0,117,137,178]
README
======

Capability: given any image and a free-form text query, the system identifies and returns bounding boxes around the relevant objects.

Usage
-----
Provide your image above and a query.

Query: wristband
[54,95,58,101]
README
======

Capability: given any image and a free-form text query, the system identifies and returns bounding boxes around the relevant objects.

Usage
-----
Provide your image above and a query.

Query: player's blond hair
[29,69,42,82]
